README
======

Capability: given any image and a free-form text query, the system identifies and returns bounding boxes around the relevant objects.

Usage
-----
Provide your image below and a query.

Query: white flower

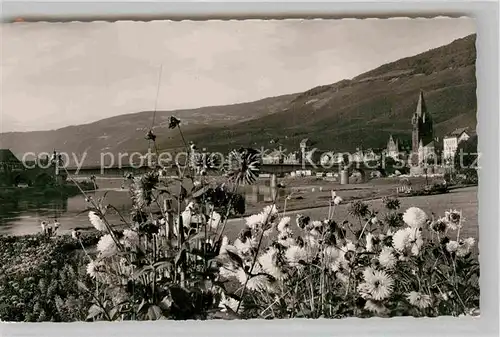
[362,267,377,283]
[392,227,423,255]
[71,229,80,240]
[303,234,320,249]
[234,237,258,255]
[366,233,374,252]
[208,212,221,230]
[446,240,459,253]
[331,191,342,205]
[285,245,308,267]
[456,237,475,257]
[236,263,274,292]
[402,207,428,228]
[262,205,279,219]
[378,247,397,269]
[121,229,140,248]
[86,260,104,279]
[88,211,107,231]
[218,293,242,313]
[406,291,432,309]
[362,269,394,301]
[258,247,286,280]
[97,234,118,258]
[277,217,291,232]
[392,228,411,251]
[245,214,264,231]
[277,228,295,247]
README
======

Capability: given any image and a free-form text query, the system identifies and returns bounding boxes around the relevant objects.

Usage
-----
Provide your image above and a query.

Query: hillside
[0,34,477,166]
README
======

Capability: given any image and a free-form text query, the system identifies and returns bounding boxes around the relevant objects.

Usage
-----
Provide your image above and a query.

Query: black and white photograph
[0,17,479,322]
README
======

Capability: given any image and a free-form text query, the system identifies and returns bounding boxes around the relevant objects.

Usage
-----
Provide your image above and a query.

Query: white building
[442,128,473,165]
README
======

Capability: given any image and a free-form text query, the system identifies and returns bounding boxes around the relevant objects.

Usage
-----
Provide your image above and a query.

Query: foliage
[0,233,99,321]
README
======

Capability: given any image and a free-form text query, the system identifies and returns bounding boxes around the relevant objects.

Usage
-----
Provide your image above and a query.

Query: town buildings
[443,127,475,165]
[0,149,24,186]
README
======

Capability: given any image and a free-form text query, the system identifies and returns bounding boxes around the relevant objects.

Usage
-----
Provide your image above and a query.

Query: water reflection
[0,178,287,236]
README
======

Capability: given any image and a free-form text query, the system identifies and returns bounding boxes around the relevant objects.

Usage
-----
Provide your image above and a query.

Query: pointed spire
[415,90,427,117]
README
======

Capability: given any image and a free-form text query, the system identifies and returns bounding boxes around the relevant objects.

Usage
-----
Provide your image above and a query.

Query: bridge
[64,162,379,181]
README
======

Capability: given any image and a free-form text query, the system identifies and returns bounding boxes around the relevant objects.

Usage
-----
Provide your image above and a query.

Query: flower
[331,191,343,205]
[225,148,261,185]
[382,196,400,210]
[456,237,475,257]
[323,246,341,270]
[258,247,286,280]
[348,201,369,218]
[218,293,242,313]
[88,211,107,232]
[364,300,389,315]
[121,229,140,248]
[406,291,432,309]
[378,246,397,269]
[277,217,291,232]
[360,269,394,301]
[245,205,278,235]
[97,234,118,258]
[402,207,428,228]
[392,227,423,255]
[245,214,263,231]
[168,116,181,129]
[71,229,80,240]
[277,228,295,247]
[234,236,258,255]
[444,209,462,230]
[86,260,104,279]
[392,228,411,251]
[236,263,274,292]
[295,214,310,230]
[208,212,221,230]
[285,245,308,267]
[429,217,448,234]
[446,240,459,253]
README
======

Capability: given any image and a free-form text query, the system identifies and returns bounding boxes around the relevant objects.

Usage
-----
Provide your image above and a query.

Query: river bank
[0,181,96,202]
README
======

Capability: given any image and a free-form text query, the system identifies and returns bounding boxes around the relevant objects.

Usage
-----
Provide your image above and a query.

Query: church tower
[411,90,434,166]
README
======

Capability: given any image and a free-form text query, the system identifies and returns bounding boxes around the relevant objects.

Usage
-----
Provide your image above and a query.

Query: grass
[224,186,479,244]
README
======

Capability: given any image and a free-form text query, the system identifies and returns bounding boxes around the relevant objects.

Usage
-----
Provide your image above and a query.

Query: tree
[453,135,478,181]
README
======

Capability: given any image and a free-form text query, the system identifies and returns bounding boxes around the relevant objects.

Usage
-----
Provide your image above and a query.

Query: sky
[0,17,475,133]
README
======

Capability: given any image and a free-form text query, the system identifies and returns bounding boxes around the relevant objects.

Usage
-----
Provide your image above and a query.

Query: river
[0,177,285,236]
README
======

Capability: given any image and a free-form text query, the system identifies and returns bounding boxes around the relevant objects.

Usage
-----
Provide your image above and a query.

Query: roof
[0,149,21,164]
[449,127,471,137]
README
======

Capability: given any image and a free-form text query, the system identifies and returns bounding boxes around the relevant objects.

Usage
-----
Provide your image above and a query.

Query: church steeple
[415,90,427,118]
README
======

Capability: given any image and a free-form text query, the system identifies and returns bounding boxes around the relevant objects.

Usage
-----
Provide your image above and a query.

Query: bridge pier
[340,170,349,185]
[270,173,277,189]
